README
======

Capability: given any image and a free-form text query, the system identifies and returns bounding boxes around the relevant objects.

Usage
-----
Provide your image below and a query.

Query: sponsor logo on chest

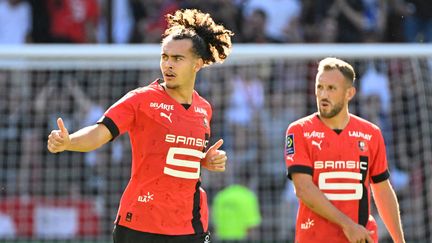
[165,134,209,148]
[194,106,208,116]
[150,102,174,112]
[304,131,325,139]
[314,160,368,171]
[348,131,372,141]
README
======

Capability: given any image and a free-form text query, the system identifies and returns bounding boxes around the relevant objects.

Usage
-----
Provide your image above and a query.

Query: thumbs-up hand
[47,118,71,153]
[202,139,227,172]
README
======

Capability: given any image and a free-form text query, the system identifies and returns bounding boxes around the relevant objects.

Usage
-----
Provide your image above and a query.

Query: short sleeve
[206,103,213,137]
[97,91,138,140]
[285,124,313,179]
[370,129,390,183]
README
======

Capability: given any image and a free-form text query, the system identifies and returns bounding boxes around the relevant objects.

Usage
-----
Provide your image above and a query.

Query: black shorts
[113,224,211,243]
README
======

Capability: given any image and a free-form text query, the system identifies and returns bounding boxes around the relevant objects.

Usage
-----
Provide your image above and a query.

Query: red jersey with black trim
[98,80,212,235]
[285,113,390,243]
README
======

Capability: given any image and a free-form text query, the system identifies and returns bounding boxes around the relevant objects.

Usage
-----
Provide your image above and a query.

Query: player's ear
[194,58,204,72]
[346,86,356,101]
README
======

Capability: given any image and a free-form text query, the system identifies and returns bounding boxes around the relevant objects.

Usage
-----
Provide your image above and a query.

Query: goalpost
[0,44,431,242]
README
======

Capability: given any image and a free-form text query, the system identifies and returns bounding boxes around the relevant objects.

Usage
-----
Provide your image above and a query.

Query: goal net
[0,44,431,242]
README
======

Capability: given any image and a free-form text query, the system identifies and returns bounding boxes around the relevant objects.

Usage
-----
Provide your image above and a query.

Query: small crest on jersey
[203,116,208,128]
[358,140,368,152]
[126,212,133,222]
[285,134,295,155]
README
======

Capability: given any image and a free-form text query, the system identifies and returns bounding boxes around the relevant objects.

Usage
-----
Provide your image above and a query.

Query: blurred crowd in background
[0,0,432,45]
[0,57,422,241]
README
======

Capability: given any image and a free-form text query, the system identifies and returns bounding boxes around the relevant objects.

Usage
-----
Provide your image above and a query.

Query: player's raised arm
[47,117,112,153]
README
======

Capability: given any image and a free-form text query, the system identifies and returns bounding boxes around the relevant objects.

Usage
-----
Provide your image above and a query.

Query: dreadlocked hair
[163,9,234,66]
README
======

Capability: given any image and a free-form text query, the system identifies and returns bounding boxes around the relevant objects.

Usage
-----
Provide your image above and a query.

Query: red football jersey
[98,80,212,235]
[285,113,389,243]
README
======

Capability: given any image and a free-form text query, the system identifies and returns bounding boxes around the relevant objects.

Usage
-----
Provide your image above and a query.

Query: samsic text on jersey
[285,113,390,243]
[98,79,212,235]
